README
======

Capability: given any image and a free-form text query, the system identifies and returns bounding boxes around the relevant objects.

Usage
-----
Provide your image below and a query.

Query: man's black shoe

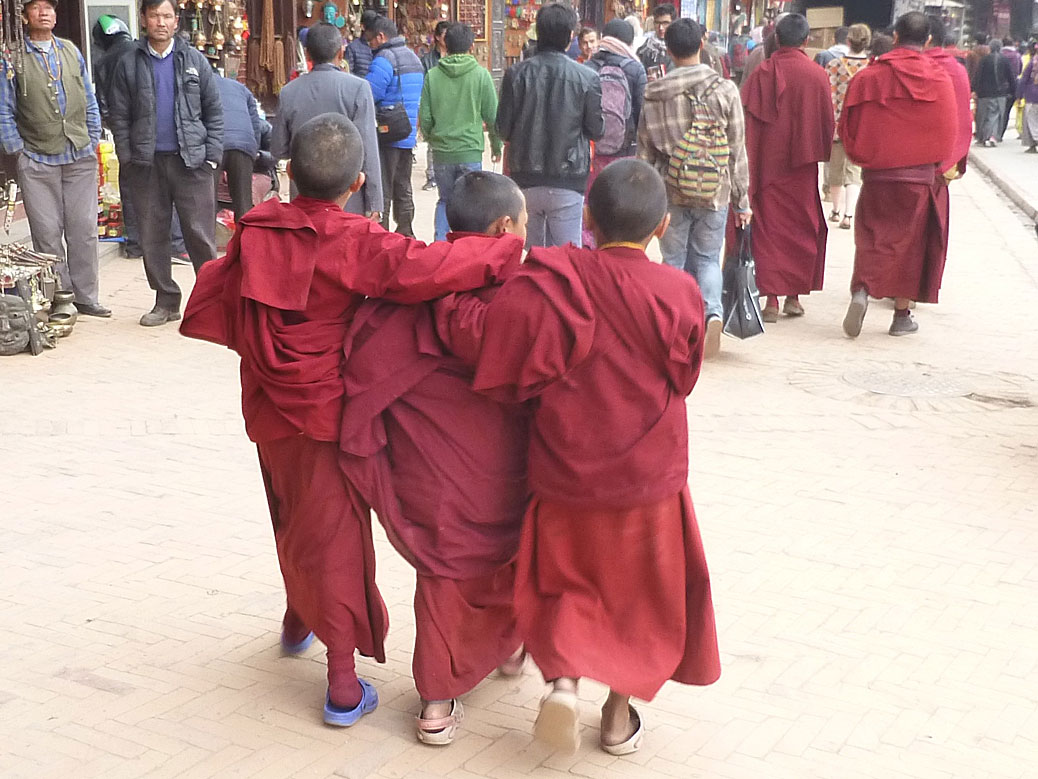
[139,307,181,327]
[74,302,112,318]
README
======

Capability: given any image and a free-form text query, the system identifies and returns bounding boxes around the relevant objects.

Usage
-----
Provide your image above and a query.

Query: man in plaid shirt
[0,0,109,317]
[637,18,750,360]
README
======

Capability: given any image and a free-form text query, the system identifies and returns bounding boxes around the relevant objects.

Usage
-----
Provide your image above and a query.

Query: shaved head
[290,113,364,201]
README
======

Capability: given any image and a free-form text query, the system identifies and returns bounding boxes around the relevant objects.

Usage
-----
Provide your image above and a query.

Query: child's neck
[597,240,649,252]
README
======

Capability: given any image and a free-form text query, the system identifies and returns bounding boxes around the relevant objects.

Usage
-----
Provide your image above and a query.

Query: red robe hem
[412,565,521,700]
[514,488,720,701]
[852,177,948,303]
[257,436,388,664]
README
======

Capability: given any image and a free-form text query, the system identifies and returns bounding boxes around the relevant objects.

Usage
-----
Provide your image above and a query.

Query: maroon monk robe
[337,242,528,700]
[180,197,524,703]
[840,48,957,303]
[741,47,835,297]
[437,245,721,701]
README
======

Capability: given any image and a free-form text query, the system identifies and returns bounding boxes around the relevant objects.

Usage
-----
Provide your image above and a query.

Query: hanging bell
[213,29,226,49]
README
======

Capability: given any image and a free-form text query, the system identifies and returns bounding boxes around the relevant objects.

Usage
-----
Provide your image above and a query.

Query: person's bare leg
[600,689,637,746]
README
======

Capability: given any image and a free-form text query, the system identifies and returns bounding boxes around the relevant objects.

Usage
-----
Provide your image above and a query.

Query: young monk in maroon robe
[740,13,835,323]
[179,114,523,727]
[839,12,957,338]
[337,172,530,746]
[436,159,721,756]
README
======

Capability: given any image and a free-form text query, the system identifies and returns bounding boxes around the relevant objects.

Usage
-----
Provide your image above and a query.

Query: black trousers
[379,145,415,237]
[220,149,255,223]
[130,153,217,310]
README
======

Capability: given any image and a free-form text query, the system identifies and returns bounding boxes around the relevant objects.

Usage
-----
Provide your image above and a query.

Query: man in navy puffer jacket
[367,16,424,236]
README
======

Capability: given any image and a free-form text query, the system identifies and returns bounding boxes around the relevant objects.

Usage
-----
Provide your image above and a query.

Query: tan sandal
[600,704,644,756]
[533,689,581,752]
[416,699,464,746]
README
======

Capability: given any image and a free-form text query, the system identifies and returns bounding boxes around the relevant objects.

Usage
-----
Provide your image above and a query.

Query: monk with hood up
[740,13,834,323]
[839,12,957,338]
[179,114,523,727]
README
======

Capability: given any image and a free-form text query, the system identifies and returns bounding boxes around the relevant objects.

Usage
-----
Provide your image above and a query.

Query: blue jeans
[522,186,584,249]
[434,162,482,241]
[659,204,728,321]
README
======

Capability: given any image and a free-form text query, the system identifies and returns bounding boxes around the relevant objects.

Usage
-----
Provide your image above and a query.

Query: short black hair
[927,15,946,47]
[433,20,450,37]
[776,13,810,47]
[445,22,474,54]
[894,11,929,47]
[665,18,703,58]
[587,159,667,244]
[446,171,524,234]
[359,9,378,29]
[652,3,676,20]
[870,32,894,57]
[578,26,598,42]
[602,18,634,46]
[536,4,577,53]
[291,113,365,201]
[306,22,343,64]
[370,15,398,39]
[140,0,176,14]
[942,33,958,48]
[973,33,988,45]
[833,26,849,44]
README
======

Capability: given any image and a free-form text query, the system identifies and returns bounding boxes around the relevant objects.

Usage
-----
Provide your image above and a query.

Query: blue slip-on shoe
[280,630,314,656]
[324,678,379,727]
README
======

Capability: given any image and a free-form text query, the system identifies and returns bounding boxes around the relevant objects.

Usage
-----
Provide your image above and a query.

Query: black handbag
[721,225,765,340]
[375,70,412,144]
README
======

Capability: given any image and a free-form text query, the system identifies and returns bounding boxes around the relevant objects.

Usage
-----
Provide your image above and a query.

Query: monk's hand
[367,211,382,223]
[736,209,753,228]
[491,153,502,164]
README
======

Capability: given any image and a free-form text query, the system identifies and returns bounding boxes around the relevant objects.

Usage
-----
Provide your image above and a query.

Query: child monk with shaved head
[438,158,721,755]
[338,171,530,745]
[180,114,523,727]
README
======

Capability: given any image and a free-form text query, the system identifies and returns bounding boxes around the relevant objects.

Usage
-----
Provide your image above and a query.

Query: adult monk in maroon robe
[179,114,523,727]
[839,12,957,338]
[741,13,834,323]
[338,173,531,746]
[437,160,720,757]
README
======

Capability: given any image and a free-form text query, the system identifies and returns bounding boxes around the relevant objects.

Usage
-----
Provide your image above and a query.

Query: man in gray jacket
[109,0,223,326]
[272,23,382,219]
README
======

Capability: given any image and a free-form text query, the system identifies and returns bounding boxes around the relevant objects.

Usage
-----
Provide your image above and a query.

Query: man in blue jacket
[367,16,423,236]
[216,75,266,221]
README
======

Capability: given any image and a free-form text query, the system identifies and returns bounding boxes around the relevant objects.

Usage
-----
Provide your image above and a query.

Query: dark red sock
[282,605,310,645]
[327,648,363,709]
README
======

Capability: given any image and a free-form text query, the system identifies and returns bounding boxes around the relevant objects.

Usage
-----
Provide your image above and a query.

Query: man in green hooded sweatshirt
[418,22,502,240]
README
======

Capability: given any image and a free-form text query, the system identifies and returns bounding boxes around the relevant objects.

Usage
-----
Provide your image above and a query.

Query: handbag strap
[736,224,752,264]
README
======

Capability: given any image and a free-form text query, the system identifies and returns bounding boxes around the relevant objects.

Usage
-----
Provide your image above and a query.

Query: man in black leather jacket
[109,0,223,326]
[497,3,603,248]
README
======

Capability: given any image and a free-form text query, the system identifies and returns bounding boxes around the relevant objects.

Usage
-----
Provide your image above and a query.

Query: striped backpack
[666,76,729,207]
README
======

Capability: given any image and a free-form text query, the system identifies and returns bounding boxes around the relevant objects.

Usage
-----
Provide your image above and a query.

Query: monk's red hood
[845,47,946,109]
[236,198,325,311]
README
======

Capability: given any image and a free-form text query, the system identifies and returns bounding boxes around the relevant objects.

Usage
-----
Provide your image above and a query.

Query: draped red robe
[337,233,527,699]
[180,198,523,698]
[840,48,957,302]
[437,245,720,701]
[741,47,835,297]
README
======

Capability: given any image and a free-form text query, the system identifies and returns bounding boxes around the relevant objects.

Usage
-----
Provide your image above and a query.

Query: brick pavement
[2,153,1037,779]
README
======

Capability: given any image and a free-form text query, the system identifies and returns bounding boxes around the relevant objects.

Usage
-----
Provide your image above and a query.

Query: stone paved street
[2,153,1038,779]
